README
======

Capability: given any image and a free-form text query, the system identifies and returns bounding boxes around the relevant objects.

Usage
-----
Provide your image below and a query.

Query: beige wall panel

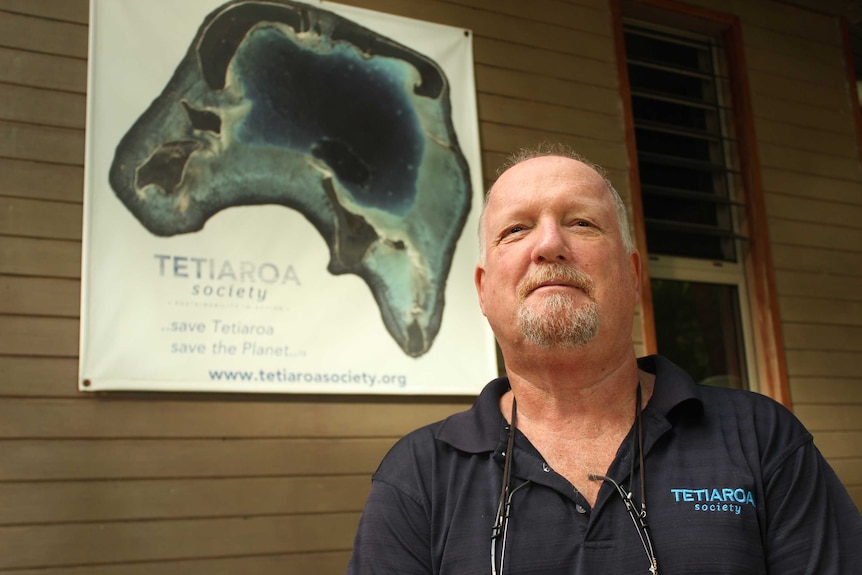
[475,64,619,115]
[746,47,846,88]
[761,168,862,205]
[0,316,78,356]
[0,0,88,24]
[785,350,862,378]
[758,143,861,182]
[742,22,844,66]
[774,269,862,301]
[686,0,839,44]
[830,458,862,486]
[480,153,512,185]
[481,151,504,182]
[783,324,862,352]
[0,197,82,240]
[772,245,862,277]
[752,95,855,136]
[0,276,80,316]
[0,356,79,397]
[0,438,396,481]
[0,11,87,58]
[0,121,84,165]
[474,37,619,87]
[748,70,851,108]
[0,512,360,569]
[336,0,613,59]
[769,218,862,251]
[606,167,630,191]
[794,404,862,432]
[791,377,862,403]
[811,431,862,459]
[848,486,862,509]
[755,119,857,158]
[478,94,623,142]
[1,551,351,575]
[1,158,84,202]
[447,0,609,32]
[0,237,81,277]
[779,296,862,326]
[0,83,85,129]
[480,122,628,170]
[766,193,862,229]
[0,46,87,93]
[0,397,470,439]
[0,476,369,524]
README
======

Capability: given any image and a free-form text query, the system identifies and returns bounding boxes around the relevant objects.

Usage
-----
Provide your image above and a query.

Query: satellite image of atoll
[109,0,473,357]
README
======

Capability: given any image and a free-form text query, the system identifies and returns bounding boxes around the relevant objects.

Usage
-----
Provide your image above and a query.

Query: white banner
[81,0,495,394]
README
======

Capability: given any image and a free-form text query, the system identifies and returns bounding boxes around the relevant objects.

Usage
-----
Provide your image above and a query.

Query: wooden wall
[684,0,862,506]
[0,0,858,572]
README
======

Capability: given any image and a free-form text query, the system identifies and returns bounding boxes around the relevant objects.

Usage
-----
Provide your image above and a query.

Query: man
[347,146,862,574]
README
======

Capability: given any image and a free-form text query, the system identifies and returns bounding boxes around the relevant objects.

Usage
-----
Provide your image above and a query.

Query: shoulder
[694,382,813,480]
[372,378,508,500]
[377,419,446,474]
[698,384,808,435]
[646,354,808,441]
[646,355,813,476]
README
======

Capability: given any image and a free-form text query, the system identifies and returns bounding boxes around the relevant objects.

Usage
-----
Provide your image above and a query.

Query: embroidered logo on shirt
[669,487,756,515]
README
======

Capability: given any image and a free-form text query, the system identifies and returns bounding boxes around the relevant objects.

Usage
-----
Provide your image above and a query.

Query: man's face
[475,156,641,351]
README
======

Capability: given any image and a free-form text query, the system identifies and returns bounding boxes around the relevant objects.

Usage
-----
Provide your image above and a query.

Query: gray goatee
[516,264,599,348]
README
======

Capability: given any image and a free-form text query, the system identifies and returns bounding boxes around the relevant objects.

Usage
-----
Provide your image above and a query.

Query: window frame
[612,0,791,406]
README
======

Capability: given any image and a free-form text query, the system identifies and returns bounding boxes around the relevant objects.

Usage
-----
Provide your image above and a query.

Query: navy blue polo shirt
[348,356,862,574]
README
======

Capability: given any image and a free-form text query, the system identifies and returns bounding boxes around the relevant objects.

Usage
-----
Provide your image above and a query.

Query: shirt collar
[435,355,704,454]
[435,376,508,453]
[638,354,704,421]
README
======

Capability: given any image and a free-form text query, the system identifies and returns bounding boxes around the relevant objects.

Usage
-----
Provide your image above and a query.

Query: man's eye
[507,226,524,235]
[575,221,591,227]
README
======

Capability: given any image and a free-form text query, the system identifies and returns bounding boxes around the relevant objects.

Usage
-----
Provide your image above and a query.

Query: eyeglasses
[491,384,658,575]
[589,473,658,574]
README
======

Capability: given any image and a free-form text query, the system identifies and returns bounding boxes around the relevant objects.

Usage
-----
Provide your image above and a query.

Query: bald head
[479,146,634,262]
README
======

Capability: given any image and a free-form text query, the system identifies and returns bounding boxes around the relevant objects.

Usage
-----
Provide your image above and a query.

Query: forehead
[485,156,612,217]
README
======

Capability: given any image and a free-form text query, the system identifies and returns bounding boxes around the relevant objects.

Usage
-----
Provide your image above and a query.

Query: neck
[499,342,644,427]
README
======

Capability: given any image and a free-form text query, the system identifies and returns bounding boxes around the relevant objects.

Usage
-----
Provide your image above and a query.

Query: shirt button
[576,504,587,514]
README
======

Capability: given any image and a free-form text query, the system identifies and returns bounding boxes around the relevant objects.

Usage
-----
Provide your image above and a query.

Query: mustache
[517,264,595,301]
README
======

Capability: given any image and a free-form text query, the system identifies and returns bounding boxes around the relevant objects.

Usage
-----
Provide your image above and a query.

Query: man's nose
[531,222,568,263]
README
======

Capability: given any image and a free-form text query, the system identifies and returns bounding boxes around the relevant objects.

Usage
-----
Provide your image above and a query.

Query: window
[623,21,756,390]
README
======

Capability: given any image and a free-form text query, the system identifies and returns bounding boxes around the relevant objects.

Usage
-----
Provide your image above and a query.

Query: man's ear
[474,264,487,316]
[630,249,643,305]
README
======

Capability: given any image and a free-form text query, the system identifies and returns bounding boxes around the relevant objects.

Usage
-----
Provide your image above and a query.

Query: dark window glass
[625,24,741,262]
[651,279,747,389]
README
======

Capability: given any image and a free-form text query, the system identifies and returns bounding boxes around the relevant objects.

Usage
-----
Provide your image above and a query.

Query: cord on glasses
[491,398,519,575]
[589,473,658,574]
[587,383,657,574]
